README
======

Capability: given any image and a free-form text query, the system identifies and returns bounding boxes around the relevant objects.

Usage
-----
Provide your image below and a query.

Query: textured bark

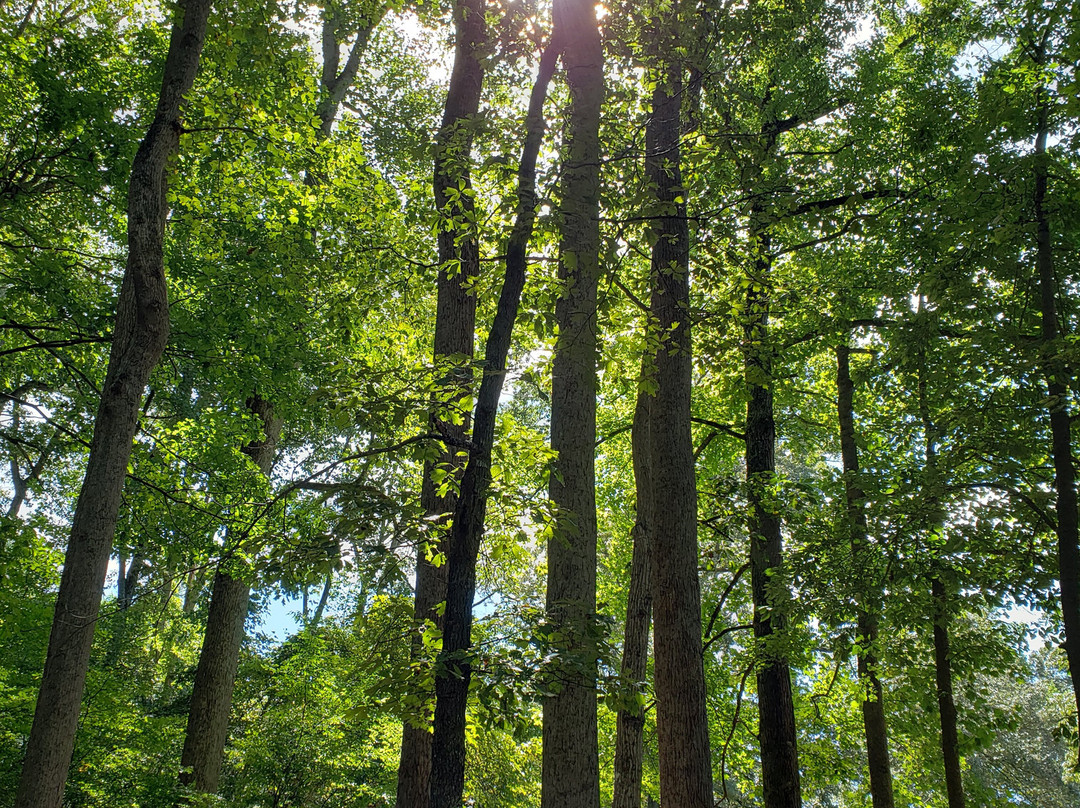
[542,5,603,808]
[932,576,965,808]
[180,397,282,795]
[428,37,559,808]
[14,3,212,806]
[1032,80,1080,755]
[744,219,802,808]
[612,381,653,808]
[179,568,251,795]
[836,344,895,808]
[645,59,713,808]
[397,4,484,806]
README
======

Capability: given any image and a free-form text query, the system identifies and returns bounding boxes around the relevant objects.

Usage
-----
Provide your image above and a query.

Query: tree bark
[932,575,965,808]
[835,343,895,808]
[179,396,282,796]
[428,35,560,808]
[397,4,484,806]
[916,338,965,808]
[645,54,713,808]
[15,3,212,806]
[744,217,802,808]
[1032,71,1080,756]
[612,374,653,808]
[542,4,604,808]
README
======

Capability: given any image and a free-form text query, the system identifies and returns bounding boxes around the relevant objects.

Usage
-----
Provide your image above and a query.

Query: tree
[15,3,213,805]
[397,3,485,805]
[642,9,713,807]
[542,2,603,807]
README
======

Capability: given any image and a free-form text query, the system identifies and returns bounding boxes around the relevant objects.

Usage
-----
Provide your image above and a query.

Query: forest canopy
[1,0,1079,807]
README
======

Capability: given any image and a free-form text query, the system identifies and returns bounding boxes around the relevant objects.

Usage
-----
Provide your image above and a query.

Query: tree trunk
[645,54,713,808]
[179,396,282,796]
[835,343,895,808]
[14,3,212,806]
[932,575,965,808]
[311,569,332,627]
[428,35,560,808]
[397,4,484,806]
[1032,73,1080,756]
[916,338,965,808]
[612,374,653,808]
[542,5,603,808]
[744,219,802,808]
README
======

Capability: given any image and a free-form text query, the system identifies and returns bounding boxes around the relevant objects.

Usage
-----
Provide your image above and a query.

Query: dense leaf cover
[1,0,1079,806]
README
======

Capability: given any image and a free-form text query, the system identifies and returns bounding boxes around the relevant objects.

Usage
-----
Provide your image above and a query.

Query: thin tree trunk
[15,4,212,806]
[397,3,484,806]
[542,4,604,808]
[5,404,56,520]
[311,569,332,627]
[645,50,712,808]
[612,373,653,808]
[931,575,965,808]
[835,343,895,808]
[428,36,560,808]
[744,217,802,808]
[1032,68,1080,756]
[179,396,282,796]
[916,337,965,808]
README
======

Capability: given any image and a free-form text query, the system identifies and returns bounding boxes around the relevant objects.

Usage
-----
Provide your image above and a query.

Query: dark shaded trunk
[744,219,802,808]
[1032,77,1080,755]
[179,569,250,794]
[612,376,653,808]
[645,58,712,808]
[835,343,895,808]
[931,575,965,808]
[14,4,212,806]
[542,5,604,808]
[397,4,484,806]
[916,339,965,808]
[428,36,559,808]
[179,396,282,796]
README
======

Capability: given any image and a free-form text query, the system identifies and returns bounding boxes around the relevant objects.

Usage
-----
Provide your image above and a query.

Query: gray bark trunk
[14,3,212,805]
[179,396,282,796]
[542,4,604,808]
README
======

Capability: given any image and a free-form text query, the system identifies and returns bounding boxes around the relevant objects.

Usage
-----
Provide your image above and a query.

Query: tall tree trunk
[645,52,713,808]
[835,343,895,808]
[542,4,603,808]
[612,373,653,808]
[179,396,282,796]
[931,574,965,808]
[397,3,484,806]
[428,36,560,808]
[1032,69,1080,754]
[744,218,802,808]
[916,339,965,808]
[14,3,212,806]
